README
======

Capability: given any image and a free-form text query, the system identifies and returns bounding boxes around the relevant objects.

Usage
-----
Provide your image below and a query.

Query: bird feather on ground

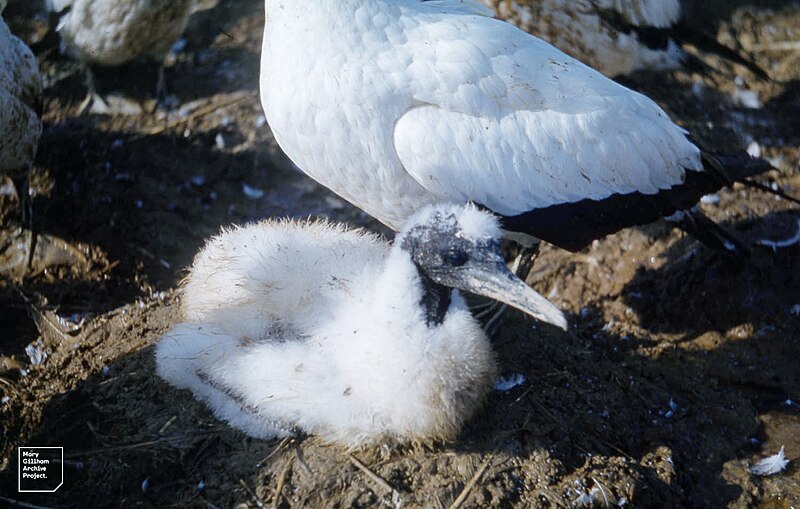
[750,446,790,476]
[157,204,566,445]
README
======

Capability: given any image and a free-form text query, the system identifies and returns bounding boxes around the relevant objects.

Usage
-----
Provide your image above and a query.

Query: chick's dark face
[399,210,568,330]
[403,230,505,289]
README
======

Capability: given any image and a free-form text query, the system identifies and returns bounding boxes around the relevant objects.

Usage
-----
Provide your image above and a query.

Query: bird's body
[481,0,684,76]
[50,0,212,67]
[157,204,563,444]
[260,0,727,253]
[48,0,218,111]
[0,5,42,220]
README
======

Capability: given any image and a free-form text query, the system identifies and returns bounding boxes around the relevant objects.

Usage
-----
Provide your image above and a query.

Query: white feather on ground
[0,7,42,185]
[479,0,684,76]
[156,205,504,445]
[750,446,790,476]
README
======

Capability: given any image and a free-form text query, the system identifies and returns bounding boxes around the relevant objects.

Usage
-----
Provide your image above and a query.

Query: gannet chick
[156,204,566,445]
[47,0,218,112]
[0,3,42,246]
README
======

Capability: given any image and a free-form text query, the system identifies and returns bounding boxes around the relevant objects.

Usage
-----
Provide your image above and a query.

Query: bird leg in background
[152,63,167,113]
[11,172,31,231]
[667,208,750,257]
[476,244,541,335]
[11,170,36,268]
[78,64,110,115]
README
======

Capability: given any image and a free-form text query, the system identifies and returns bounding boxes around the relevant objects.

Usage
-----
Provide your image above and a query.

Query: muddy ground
[0,1,799,507]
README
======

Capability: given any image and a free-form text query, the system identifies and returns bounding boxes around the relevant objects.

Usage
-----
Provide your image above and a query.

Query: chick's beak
[456,254,568,331]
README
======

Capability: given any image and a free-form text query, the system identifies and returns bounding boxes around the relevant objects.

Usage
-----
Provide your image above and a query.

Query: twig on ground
[257,436,292,467]
[293,447,313,480]
[750,41,800,51]
[158,415,177,434]
[271,463,291,509]
[349,453,403,507]
[239,478,266,509]
[64,433,211,458]
[448,456,492,509]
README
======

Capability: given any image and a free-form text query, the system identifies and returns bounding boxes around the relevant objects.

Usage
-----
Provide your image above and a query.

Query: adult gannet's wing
[394,11,705,250]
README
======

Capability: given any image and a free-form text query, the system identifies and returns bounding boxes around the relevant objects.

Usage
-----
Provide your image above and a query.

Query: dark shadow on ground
[622,209,800,337]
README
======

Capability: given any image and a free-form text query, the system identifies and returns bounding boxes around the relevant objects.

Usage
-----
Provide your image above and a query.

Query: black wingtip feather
[497,145,782,253]
[498,167,721,252]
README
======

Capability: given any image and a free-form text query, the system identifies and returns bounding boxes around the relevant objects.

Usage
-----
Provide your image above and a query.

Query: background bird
[156,204,566,445]
[481,0,683,76]
[259,0,790,303]
[479,0,767,78]
[0,0,42,262]
[47,0,218,113]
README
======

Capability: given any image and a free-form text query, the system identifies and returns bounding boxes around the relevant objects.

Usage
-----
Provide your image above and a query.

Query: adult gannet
[47,0,218,112]
[156,204,566,445]
[482,0,685,76]
[259,0,780,270]
[480,0,766,78]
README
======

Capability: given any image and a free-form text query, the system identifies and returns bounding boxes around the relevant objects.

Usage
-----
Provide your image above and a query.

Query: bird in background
[259,0,795,324]
[480,0,768,78]
[46,0,219,113]
[156,204,566,445]
[483,0,683,76]
[0,0,43,265]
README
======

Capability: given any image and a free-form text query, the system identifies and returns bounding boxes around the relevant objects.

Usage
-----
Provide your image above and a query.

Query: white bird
[481,0,684,76]
[0,1,42,241]
[479,0,767,78]
[156,204,566,445]
[47,0,218,112]
[259,0,778,274]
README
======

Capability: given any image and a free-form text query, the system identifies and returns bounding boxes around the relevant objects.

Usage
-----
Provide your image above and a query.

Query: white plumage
[156,204,565,445]
[259,0,703,248]
[480,0,684,76]
[48,0,218,110]
[50,0,217,67]
[0,4,42,200]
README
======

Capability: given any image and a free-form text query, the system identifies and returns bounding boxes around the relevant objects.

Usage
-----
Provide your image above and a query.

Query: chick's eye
[444,251,468,267]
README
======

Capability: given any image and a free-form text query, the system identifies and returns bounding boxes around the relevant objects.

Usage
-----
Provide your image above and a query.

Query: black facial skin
[400,211,501,326]
[400,210,569,331]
